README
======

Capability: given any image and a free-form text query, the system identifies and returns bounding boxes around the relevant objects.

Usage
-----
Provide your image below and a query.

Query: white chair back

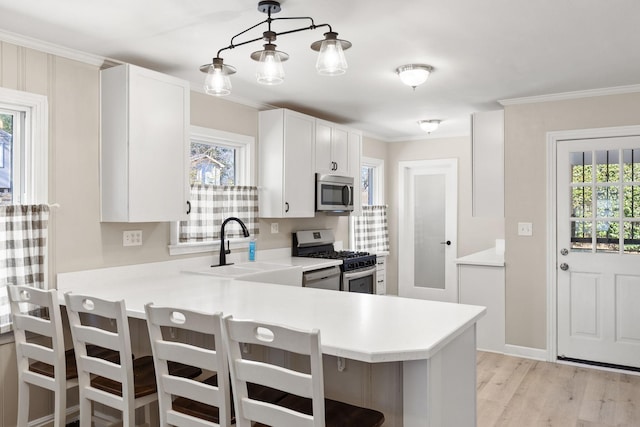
[64,292,156,427]
[222,315,325,427]
[8,284,75,427]
[145,303,231,427]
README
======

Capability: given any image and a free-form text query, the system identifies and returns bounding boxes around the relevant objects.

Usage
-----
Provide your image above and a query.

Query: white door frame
[546,125,640,362]
[398,158,458,301]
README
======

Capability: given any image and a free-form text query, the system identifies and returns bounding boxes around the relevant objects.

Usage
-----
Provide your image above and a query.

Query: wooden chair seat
[172,375,289,423]
[91,355,201,398]
[65,293,172,426]
[222,316,386,427]
[145,304,234,427]
[29,346,121,380]
[254,395,386,427]
[9,285,75,427]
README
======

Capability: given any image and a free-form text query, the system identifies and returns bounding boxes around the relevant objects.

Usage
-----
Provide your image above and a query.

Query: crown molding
[0,29,115,68]
[499,84,640,106]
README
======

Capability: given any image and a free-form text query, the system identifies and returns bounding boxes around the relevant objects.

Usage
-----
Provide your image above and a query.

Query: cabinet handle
[186,201,191,214]
[285,202,290,213]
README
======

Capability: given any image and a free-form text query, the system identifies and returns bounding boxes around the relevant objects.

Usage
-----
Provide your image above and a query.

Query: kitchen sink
[184,262,302,286]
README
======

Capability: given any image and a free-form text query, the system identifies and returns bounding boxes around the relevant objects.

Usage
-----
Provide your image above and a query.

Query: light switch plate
[271,223,279,234]
[517,222,533,236]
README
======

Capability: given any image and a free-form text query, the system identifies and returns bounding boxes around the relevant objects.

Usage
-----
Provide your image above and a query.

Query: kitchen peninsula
[58,262,485,427]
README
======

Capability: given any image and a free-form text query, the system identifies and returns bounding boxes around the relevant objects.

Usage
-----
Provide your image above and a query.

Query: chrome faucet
[214,216,250,267]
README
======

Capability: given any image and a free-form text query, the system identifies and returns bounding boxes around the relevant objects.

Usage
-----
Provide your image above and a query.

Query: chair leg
[53,383,67,427]
[17,379,29,427]
[80,395,93,427]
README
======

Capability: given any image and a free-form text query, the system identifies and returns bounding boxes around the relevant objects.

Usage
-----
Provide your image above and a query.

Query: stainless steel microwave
[316,174,354,212]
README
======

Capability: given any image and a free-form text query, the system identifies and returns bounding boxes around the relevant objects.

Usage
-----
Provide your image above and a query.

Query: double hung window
[169,126,256,255]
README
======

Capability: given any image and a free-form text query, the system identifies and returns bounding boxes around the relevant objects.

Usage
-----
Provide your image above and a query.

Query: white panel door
[557,137,640,368]
[398,159,458,302]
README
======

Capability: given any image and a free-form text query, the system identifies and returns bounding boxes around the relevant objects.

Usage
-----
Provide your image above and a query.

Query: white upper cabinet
[100,64,190,222]
[471,110,504,218]
[315,119,350,176]
[259,109,315,218]
[348,129,362,215]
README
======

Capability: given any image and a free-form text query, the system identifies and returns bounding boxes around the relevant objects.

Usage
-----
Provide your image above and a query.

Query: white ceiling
[1,0,639,141]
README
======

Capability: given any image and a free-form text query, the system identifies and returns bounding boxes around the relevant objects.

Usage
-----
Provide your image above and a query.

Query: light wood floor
[477,351,640,427]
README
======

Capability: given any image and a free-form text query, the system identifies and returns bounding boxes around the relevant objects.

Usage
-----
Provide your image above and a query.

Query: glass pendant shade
[396,64,434,88]
[204,66,232,96]
[255,44,286,85]
[200,58,236,96]
[418,120,441,133]
[312,31,351,76]
[316,39,347,75]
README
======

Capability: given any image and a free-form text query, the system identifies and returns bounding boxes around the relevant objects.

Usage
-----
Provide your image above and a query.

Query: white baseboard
[503,344,548,361]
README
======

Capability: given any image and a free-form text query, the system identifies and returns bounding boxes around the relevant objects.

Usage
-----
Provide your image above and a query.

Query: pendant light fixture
[396,64,434,90]
[200,0,352,96]
[200,58,236,96]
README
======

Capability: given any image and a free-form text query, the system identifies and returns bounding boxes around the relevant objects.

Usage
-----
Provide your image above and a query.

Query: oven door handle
[343,265,376,280]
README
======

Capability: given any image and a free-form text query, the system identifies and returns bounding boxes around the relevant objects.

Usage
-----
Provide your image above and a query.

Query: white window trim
[351,156,385,248]
[362,156,385,205]
[0,87,49,338]
[0,87,48,205]
[168,126,255,256]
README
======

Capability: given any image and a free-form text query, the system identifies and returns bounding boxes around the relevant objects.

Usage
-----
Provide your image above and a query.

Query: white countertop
[261,256,342,271]
[57,268,485,364]
[455,248,505,267]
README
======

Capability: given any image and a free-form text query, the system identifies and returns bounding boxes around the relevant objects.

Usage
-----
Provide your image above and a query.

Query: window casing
[361,157,384,205]
[0,87,48,206]
[0,88,48,339]
[169,126,254,255]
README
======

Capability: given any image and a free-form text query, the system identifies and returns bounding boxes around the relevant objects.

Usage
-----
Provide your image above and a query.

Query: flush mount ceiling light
[418,120,441,134]
[396,64,434,90]
[200,0,352,96]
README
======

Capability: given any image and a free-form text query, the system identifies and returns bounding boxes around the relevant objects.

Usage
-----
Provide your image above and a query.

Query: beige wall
[504,92,640,349]
[385,136,505,296]
[0,41,349,426]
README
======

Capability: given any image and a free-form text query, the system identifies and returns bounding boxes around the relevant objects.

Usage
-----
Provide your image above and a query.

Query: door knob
[560,248,568,256]
[560,263,569,271]
[440,240,451,246]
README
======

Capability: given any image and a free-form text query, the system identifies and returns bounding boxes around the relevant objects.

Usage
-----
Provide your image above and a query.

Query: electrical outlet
[123,230,142,246]
[517,222,533,236]
[271,223,279,234]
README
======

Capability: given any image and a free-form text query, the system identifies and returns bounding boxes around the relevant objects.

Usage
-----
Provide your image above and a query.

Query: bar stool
[64,293,200,426]
[8,285,76,427]
[145,303,289,427]
[221,315,385,427]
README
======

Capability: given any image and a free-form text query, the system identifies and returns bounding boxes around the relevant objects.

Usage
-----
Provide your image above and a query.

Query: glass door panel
[414,174,445,289]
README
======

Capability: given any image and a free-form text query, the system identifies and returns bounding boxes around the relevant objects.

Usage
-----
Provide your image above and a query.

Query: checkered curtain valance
[0,204,50,333]
[179,185,259,242]
[352,205,389,253]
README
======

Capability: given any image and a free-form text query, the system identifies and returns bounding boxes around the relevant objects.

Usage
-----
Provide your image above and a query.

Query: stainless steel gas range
[292,230,377,294]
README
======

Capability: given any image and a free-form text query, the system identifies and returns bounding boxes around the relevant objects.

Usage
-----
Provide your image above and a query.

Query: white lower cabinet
[458,259,505,353]
[259,109,315,218]
[375,255,386,295]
